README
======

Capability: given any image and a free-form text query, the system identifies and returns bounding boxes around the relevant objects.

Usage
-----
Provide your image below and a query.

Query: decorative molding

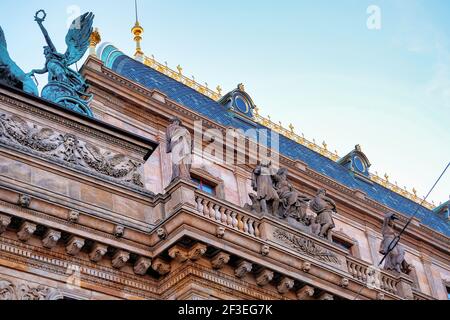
[0,111,145,188]
[18,194,31,208]
[152,257,171,276]
[168,245,189,263]
[188,243,207,261]
[297,286,315,300]
[261,245,270,257]
[0,278,63,300]
[68,210,79,223]
[319,293,334,300]
[114,225,125,238]
[273,229,341,265]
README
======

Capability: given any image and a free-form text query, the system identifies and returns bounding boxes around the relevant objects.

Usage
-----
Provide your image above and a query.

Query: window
[192,177,216,196]
[332,237,353,253]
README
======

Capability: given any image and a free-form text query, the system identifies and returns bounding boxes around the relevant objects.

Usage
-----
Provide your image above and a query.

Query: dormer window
[338,145,372,182]
[218,84,256,119]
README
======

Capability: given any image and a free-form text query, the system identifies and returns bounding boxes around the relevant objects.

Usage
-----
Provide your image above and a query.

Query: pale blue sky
[1,0,449,205]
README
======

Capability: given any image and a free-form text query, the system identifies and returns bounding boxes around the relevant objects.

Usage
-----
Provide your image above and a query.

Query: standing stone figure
[309,189,336,241]
[379,213,411,274]
[166,117,192,183]
[251,161,280,216]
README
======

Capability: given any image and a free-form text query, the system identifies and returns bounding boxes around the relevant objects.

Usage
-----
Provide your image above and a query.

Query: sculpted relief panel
[0,278,62,300]
[0,112,145,188]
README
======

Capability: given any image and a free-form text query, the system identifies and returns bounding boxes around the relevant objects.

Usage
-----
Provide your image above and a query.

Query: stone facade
[0,56,448,300]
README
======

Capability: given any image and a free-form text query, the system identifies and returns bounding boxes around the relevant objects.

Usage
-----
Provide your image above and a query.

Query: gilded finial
[89,28,101,56]
[254,106,259,116]
[323,141,328,150]
[216,85,222,96]
[205,82,208,88]
[384,173,389,181]
[177,65,183,75]
[413,188,417,196]
[132,0,144,59]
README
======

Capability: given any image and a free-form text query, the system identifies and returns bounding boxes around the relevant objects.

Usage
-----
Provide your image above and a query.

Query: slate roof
[99,44,450,237]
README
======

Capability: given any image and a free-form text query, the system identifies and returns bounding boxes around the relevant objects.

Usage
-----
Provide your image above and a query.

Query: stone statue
[166,117,192,182]
[251,161,279,216]
[309,189,336,241]
[274,168,311,220]
[379,213,411,274]
[28,10,95,117]
[0,26,38,95]
[244,193,262,214]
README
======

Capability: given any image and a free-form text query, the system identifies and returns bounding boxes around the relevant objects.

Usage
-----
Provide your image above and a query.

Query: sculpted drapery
[166,117,192,183]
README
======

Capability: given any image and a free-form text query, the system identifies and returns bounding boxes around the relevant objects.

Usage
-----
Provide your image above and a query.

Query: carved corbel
[261,245,270,257]
[89,243,108,263]
[68,211,79,223]
[17,222,37,242]
[256,269,274,287]
[319,293,334,300]
[297,286,315,300]
[114,225,125,238]
[42,229,61,249]
[188,243,207,261]
[302,262,311,273]
[168,245,189,263]
[66,236,85,256]
[211,252,230,270]
[18,194,31,208]
[112,250,130,269]
[0,214,11,234]
[152,258,171,276]
[134,257,152,275]
[234,261,253,278]
[277,277,295,294]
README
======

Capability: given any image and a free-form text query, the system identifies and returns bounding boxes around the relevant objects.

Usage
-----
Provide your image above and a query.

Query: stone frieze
[0,112,144,187]
[0,278,62,300]
[273,228,341,266]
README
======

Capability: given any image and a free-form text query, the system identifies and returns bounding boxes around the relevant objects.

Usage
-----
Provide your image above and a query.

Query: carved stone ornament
[18,194,31,208]
[211,252,230,270]
[112,250,130,269]
[66,236,85,256]
[0,279,62,300]
[0,113,145,187]
[157,227,167,240]
[152,258,171,276]
[42,229,62,249]
[376,292,385,300]
[114,225,125,238]
[341,278,350,288]
[188,243,207,261]
[0,214,11,234]
[297,286,315,300]
[256,269,274,287]
[89,243,108,263]
[134,257,152,276]
[234,261,253,278]
[302,262,312,273]
[168,246,189,263]
[68,210,79,223]
[319,293,334,301]
[216,226,226,239]
[17,222,37,242]
[261,245,270,257]
[277,277,295,294]
[273,229,340,265]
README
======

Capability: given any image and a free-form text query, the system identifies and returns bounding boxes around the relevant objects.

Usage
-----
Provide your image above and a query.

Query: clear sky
[1,0,449,206]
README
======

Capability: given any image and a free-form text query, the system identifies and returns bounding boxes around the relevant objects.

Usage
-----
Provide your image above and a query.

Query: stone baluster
[214,204,221,221]
[208,202,215,219]
[202,199,210,217]
[248,219,255,236]
[220,207,227,224]
[243,216,249,234]
[196,196,203,214]
[226,209,233,226]
[231,212,238,229]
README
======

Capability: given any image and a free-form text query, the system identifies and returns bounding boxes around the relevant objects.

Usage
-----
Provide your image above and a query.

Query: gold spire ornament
[132,0,144,60]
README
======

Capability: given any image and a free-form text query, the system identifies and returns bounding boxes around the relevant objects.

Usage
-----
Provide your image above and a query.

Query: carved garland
[273,229,341,265]
[0,112,145,188]
[0,279,63,300]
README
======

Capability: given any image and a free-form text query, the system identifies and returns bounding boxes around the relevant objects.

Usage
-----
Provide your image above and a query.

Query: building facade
[0,24,449,301]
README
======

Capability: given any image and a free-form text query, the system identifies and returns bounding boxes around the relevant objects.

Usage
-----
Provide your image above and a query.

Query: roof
[98,44,450,237]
